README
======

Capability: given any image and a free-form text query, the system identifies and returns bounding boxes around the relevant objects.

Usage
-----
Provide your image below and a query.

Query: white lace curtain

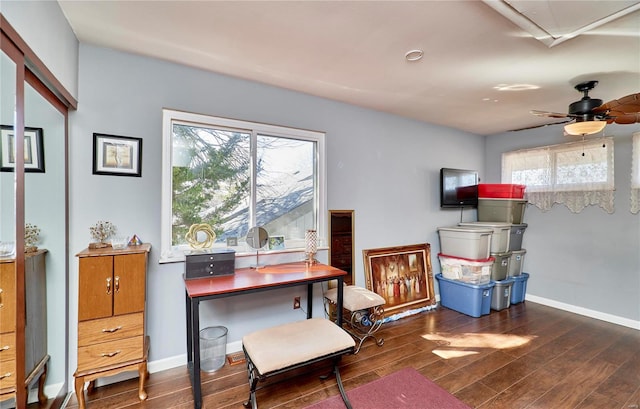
[502,137,615,213]
[631,132,640,214]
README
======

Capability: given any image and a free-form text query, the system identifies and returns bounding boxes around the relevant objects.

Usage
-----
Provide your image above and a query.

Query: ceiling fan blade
[608,112,640,125]
[530,110,570,118]
[593,92,640,115]
[510,119,572,132]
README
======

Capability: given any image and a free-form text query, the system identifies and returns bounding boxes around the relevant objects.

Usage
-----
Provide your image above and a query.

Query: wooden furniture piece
[184,261,347,409]
[242,318,354,409]
[0,250,49,407]
[329,210,354,286]
[74,244,151,409]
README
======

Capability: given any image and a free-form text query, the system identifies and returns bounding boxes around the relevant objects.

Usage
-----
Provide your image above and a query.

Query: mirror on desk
[246,226,269,269]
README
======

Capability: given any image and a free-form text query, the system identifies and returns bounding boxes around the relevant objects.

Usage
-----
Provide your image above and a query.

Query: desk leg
[186,290,193,364]
[307,284,313,319]
[192,298,202,409]
[336,277,344,327]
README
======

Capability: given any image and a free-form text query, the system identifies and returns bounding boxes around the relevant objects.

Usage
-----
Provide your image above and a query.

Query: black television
[440,168,479,208]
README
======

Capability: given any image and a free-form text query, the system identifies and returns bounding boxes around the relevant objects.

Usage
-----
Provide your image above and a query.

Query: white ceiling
[57,0,640,136]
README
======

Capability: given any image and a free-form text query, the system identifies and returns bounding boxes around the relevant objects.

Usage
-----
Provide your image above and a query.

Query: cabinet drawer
[0,332,16,362]
[78,312,143,347]
[77,335,144,372]
[0,358,16,389]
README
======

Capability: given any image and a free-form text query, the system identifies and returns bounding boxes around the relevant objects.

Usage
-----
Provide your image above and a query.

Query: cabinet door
[78,256,114,321]
[0,262,16,333]
[113,253,146,316]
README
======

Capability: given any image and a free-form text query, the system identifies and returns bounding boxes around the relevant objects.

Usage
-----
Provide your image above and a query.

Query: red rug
[305,367,472,409]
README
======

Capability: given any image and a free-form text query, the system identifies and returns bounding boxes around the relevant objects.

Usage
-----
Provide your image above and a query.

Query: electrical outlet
[293,296,301,309]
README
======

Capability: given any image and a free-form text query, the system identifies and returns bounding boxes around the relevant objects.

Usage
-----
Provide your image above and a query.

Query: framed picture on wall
[0,125,45,173]
[92,133,142,177]
[363,243,435,316]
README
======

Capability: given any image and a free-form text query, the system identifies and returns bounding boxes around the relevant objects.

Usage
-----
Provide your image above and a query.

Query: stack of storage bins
[477,184,530,308]
[436,226,495,317]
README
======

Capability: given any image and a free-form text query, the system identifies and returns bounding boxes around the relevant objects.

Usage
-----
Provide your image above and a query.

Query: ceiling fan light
[564,120,606,136]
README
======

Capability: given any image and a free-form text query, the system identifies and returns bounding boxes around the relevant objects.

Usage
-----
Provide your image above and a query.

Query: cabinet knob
[101,326,122,333]
[106,277,112,294]
[0,345,10,352]
[100,350,121,358]
[0,372,12,380]
[0,288,3,308]
[115,276,120,293]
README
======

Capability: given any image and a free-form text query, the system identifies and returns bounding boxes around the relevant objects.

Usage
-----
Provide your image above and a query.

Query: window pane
[171,123,250,246]
[256,134,315,240]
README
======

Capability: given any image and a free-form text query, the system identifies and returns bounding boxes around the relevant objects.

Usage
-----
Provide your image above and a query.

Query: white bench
[242,318,355,409]
[324,286,386,353]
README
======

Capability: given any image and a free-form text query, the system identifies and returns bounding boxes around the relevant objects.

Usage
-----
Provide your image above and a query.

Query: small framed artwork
[268,235,285,250]
[93,133,142,177]
[0,125,45,173]
[363,243,435,316]
[226,237,238,247]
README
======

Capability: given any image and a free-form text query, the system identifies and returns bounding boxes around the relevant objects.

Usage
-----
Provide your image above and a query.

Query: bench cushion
[242,318,355,374]
[325,286,386,311]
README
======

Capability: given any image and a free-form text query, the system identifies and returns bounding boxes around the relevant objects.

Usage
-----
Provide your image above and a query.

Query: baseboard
[526,294,640,330]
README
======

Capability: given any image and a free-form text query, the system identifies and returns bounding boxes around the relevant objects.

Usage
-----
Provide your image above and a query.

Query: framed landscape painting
[363,243,435,316]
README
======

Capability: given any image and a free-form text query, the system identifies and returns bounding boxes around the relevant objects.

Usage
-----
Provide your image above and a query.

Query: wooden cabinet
[74,244,151,409]
[0,250,49,407]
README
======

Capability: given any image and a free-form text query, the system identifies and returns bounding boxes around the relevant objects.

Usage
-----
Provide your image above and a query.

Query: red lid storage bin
[478,184,525,199]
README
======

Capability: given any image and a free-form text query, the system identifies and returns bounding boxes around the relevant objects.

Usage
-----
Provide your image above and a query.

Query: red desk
[184,262,347,409]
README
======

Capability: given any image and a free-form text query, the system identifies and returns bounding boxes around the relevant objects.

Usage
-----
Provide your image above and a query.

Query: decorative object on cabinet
[24,223,40,252]
[0,250,50,407]
[128,235,143,246]
[0,125,45,173]
[88,220,116,249]
[74,243,151,409]
[185,223,216,249]
[362,243,436,317]
[92,133,142,177]
[110,236,129,250]
[0,242,15,257]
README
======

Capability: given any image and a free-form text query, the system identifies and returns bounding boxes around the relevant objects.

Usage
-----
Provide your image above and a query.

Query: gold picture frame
[363,243,435,316]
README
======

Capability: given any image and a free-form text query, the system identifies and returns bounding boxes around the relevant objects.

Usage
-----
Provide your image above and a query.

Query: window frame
[160,109,327,263]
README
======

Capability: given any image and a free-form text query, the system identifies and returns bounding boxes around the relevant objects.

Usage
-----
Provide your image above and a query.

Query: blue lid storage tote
[435,274,495,317]
[510,272,530,304]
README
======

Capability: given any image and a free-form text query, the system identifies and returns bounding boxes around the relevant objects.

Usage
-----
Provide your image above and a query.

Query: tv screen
[440,168,479,208]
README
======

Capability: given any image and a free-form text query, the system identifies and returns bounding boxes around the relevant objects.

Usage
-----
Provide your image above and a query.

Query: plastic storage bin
[491,277,514,311]
[437,226,492,259]
[436,274,495,318]
[478,198,527,224]
[508,223,528,251]
[438,253,493,284]
[510,272,529,304]
[458,222,511,253]
[508,249,526,277]
[200,326,228,372]
[490,251,511,281]
[478,184,525,199]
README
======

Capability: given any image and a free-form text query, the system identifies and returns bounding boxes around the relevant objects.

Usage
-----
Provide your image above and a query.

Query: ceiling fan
[531,80,640,136]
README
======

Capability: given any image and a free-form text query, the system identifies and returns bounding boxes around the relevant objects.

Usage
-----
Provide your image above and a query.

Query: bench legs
[243,352,353,409]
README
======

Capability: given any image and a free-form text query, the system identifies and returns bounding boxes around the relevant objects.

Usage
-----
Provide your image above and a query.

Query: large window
[161,109,326,261]
[502,137,614,213]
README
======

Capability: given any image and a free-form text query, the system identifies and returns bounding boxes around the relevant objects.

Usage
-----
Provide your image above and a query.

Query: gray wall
[1,0,79,98]
[486,125,640,326]
[69,44,484,378]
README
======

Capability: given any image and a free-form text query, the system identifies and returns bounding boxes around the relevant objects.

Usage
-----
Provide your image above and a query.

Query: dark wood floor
[63,301,640,409]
